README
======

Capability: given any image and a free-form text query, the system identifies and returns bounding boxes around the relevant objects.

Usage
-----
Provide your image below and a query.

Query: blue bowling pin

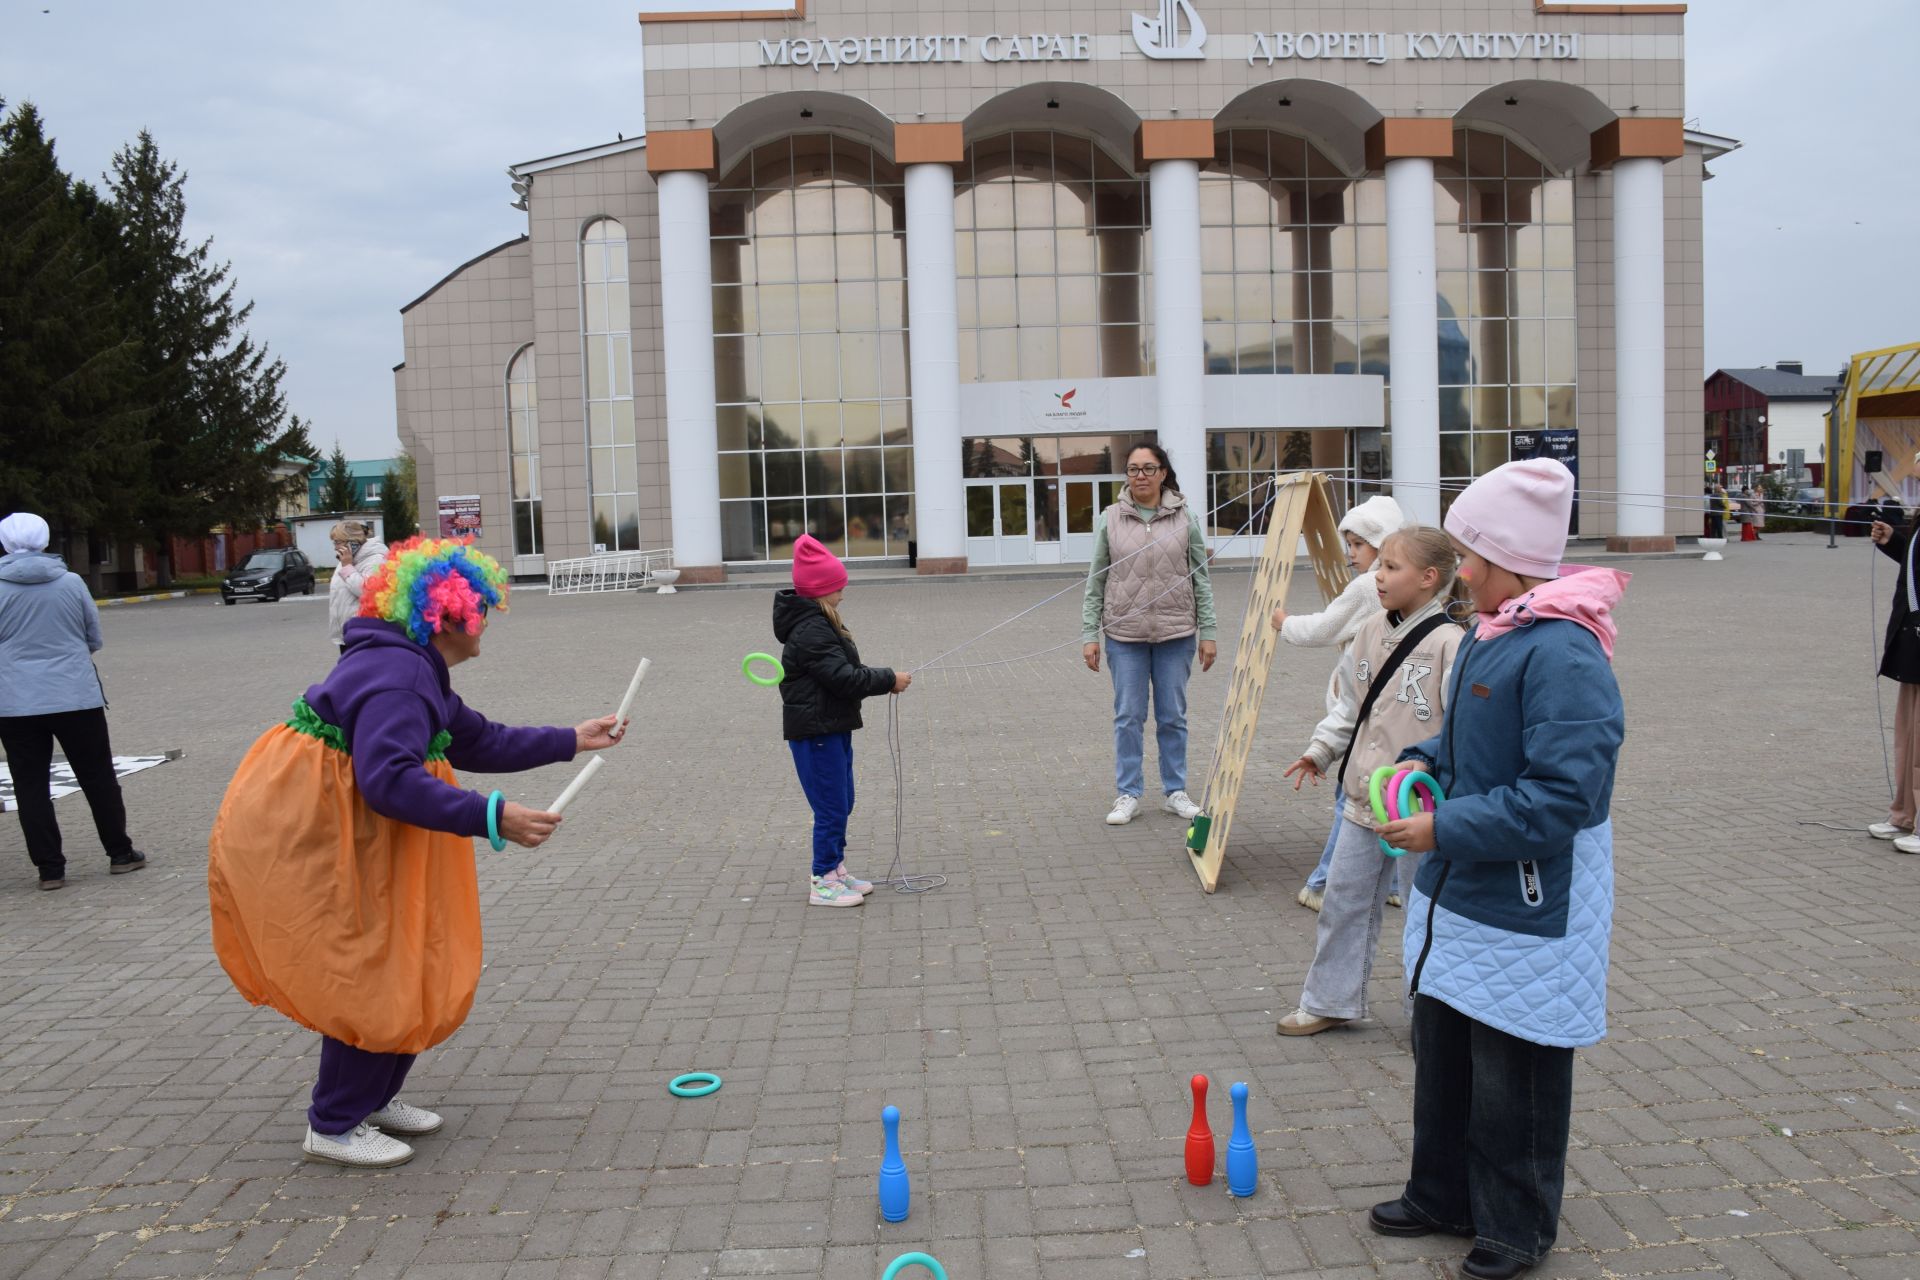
[1226,1081,1257,1197]
[879,1104,910,1222]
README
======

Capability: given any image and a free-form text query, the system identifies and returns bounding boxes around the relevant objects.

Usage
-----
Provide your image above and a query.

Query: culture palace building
[395,0,1734,582]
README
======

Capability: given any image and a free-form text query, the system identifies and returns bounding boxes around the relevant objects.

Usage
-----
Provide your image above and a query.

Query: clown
[208,537,624,1168]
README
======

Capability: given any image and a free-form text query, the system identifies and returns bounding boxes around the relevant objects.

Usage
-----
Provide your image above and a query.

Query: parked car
[1789,487,1826,516]
[222,549,316,604]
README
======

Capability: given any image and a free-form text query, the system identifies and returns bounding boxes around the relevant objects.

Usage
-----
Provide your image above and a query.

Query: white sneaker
[303,1122,414,1168]
[367,1099,443,1136]
[1868,822,1910,841]
[809,876,864,906]
[1162,790,1201,821]
[1895,835,1920,856]
[1106,795,1141,826]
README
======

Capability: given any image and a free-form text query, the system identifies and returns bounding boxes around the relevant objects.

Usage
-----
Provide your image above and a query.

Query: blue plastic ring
[487,790,505,851]
[669,1072,722,1098]
[882,1254,949,1280]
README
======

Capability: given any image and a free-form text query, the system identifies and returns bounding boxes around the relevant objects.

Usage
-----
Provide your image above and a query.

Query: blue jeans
[1402,994,1576,1265]
[789,732,855,877]
[1106,635,1195,798]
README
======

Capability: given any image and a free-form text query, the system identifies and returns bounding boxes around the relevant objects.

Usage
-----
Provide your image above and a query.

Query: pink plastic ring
[1384,766,1415,822]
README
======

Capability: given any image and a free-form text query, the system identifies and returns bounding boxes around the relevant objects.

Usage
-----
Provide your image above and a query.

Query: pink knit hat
[791,534,848,598]
[1443,459,1574,578]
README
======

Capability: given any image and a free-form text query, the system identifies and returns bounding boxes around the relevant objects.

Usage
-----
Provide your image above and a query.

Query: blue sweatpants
[789,732,855,877]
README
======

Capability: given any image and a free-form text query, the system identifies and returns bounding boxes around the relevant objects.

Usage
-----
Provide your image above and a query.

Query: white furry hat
[1337,495,1409,549]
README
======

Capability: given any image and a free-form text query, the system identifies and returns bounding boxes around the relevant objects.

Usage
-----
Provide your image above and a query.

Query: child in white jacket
[1269,494,1407,911]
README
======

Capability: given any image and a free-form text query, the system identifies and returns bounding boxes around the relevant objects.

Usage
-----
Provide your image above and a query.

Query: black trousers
[1402,994,1576,1266]
[0,708,133,880]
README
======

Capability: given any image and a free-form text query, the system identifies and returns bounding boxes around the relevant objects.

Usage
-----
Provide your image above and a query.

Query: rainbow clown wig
[357,536,508,645]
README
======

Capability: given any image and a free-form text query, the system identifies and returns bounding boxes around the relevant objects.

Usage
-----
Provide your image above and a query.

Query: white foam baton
[615,657,652,730]
[549,755,605,815]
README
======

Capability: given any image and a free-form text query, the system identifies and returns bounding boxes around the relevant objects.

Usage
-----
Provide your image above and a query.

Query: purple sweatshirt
[304,618,577,836]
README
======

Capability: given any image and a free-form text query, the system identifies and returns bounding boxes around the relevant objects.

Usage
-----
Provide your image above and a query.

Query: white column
[904,162,964,569]
[656,168,723,571]
[1149,158,1206,508]
[1613,156,1666,538]
[1385,155,1441,526]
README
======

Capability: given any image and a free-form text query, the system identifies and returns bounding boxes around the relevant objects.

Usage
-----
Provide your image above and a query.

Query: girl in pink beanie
[771,535,910,907]
[1368,459,1628,1279]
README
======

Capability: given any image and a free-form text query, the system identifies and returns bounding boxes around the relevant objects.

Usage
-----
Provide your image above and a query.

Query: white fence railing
[546,547,675,595]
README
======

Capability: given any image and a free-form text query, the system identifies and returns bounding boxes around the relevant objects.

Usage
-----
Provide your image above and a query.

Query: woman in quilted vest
[1080,444,1217,827]
[1371,460,1627,1280]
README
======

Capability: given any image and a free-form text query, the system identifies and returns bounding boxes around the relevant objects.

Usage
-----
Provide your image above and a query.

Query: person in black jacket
[773,534,911,906]
[1869,512,1920,853]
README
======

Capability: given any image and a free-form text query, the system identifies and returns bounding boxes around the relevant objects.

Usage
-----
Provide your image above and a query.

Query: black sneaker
[109,851,148,875]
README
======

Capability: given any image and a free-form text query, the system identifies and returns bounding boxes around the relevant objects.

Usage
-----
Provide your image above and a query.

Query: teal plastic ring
[669,1072,722,1098]
[882,1254,948,1280]
[486,790,505,851]
[742,652,785,686]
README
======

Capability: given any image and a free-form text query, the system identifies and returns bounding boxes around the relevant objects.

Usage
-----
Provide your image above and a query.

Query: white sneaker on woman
[303,1123,414,1167]
[1868,822,1909,841]
[368,1099,443,1135]
[1162,790,1201,820]
[1895,835,1920,856]
[1106,795,1140,825]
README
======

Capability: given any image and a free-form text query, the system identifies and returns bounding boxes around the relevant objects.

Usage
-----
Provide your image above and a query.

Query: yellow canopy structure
[1831,340,1920,508]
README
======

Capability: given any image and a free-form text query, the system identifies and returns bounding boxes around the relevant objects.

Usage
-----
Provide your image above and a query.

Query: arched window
[1199,130,1387,532]
[1434,129,1576,514]
[954,130,1150,383]
[581,218,637,551]
[506,345,542,558]
[710,135,914,563]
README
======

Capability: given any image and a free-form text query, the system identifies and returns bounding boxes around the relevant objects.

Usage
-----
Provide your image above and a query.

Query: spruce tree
[322,442,356,513]
[380,454,418,540]
[105,131,307,580]
[0,102,147,536]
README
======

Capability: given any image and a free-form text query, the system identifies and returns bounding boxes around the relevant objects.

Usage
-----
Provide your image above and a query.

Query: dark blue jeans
[1402,995,1576,1266]
[788,732,855,877]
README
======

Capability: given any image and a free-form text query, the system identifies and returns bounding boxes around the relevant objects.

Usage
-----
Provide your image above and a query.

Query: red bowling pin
[1184,1074,1215,1185]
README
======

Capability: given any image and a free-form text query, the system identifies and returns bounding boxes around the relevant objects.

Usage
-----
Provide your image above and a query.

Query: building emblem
[1132,0,1207,60]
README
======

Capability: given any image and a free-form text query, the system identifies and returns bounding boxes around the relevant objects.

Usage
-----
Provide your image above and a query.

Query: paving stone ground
[2,533,1917,1280]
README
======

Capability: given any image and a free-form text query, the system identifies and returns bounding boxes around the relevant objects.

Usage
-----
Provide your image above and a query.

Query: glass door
[964,479,1034,566]
[1061,477,1126,563]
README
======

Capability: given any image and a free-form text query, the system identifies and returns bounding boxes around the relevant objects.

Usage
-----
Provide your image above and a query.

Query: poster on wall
[1511,429,1578,534]
[437,495,483,539]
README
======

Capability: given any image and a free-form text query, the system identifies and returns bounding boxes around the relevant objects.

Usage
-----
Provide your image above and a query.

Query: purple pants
[308,1036,416,1136]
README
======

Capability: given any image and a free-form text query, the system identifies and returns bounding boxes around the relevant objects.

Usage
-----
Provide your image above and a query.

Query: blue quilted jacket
[1400,616,1625,1047]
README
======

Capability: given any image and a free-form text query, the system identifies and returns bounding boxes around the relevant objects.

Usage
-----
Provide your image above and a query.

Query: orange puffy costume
[209,706,480,1054]
[209,538,576,1068]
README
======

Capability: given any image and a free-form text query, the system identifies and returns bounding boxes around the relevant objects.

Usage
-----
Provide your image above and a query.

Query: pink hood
[1473,564,1629,660]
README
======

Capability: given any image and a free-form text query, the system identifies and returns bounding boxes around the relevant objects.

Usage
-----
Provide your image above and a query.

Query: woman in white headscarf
[0,513,148,890]
[327,521,389,653]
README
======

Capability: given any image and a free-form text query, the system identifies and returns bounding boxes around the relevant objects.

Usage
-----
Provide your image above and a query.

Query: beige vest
[1337,600,1464,824]
[1101,493,1197,644]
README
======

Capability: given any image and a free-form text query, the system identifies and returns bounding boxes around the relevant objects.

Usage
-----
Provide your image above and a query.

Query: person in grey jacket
[0,513,148,890]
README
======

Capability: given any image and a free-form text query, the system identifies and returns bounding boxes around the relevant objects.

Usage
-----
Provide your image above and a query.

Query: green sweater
[1081,501,1218,644]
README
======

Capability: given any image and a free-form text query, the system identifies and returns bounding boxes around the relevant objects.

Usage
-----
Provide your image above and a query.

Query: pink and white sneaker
[826,864,874,895]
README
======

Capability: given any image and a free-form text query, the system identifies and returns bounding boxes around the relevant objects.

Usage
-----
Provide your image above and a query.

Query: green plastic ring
[882,1254,949,1280]
[1367,765,1398,827]
[669,1072,722,1098]
[486,790,505,852]
[742,652,785,687]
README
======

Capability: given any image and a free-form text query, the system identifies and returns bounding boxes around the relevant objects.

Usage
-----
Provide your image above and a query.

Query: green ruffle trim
[286,697,452,762]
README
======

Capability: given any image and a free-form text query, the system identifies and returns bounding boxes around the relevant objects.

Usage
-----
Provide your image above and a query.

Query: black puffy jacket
[1877,525,1920,684]
[772,589,896,740]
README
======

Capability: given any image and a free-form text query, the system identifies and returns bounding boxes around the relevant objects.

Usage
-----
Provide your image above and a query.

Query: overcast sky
[3,0,1915,460]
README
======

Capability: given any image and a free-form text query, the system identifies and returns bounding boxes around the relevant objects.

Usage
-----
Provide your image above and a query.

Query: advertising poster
[437,495,483,539]
[1511,429,1578,534]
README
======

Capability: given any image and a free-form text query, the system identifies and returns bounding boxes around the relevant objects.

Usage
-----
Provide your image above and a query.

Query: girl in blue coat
[1371,460,1627,1280]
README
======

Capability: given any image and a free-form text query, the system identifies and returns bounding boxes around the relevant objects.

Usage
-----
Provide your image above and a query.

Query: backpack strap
[1335,613,1450,791]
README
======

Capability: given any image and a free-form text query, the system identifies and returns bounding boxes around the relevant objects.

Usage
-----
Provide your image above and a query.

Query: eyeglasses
[1125,465,1162,477]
